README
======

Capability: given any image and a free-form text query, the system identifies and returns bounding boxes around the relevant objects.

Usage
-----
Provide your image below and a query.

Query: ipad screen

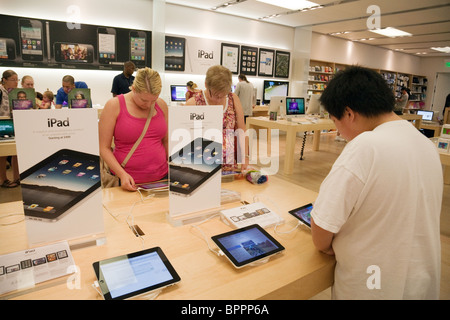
[211,224,284,268]
[169,138,222,195]
[288,203,313,227]
[93,247,180,300]
[20,149,101,222]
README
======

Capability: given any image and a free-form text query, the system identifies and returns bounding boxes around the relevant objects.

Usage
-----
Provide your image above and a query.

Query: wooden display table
[0,176,335,300]
[246,117,336,175]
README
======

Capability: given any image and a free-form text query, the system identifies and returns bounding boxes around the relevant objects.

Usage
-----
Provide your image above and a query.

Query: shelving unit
[307,60,428,108]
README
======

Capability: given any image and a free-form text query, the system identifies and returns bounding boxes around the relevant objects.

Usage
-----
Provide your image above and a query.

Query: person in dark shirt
[111,61,136,97]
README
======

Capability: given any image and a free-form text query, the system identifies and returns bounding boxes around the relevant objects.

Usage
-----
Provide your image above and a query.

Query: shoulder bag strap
[120,107,154,168]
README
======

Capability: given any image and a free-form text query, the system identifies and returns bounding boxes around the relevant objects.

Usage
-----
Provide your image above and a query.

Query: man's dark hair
[319,65,395,119]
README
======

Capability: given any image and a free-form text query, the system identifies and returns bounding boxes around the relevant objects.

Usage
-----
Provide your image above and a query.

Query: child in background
[40,90,55,109]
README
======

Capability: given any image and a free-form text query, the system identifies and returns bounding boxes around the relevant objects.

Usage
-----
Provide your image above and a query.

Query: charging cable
[0,213,24,226]
[190,214,223,257]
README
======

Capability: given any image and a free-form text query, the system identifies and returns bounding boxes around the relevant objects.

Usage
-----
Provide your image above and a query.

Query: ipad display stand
[92,282,162,300]
[166,189,241,227]
[248,258,270,267]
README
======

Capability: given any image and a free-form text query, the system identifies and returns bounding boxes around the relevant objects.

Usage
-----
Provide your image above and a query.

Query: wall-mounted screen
[263,80,289,105]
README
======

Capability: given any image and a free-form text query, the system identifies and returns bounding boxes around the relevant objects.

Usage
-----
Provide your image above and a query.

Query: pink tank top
[113,94,168,183]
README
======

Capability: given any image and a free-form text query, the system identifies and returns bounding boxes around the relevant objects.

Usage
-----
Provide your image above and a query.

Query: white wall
[310,32,422,75]
[163,3,296,104]
[0,1,444,109]
[420,57,450,112]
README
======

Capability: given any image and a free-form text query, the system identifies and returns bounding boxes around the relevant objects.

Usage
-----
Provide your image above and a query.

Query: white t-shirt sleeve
[311,164,364,234]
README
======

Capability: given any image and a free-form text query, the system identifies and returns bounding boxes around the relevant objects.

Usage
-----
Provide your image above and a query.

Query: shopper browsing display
[99,67,168,191]
[0,69,20,188]
[394,86,409,114]
[185,65,248,172]
[235,74,254,122]
[55,75,88,108]
[310,66,443,299]
[111,61,136,97]
[185,81,201,101]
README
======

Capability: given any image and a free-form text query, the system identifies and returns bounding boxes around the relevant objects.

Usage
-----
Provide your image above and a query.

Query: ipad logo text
[198,49,214,60]
[190,112,205,120]
[48,117,70,127]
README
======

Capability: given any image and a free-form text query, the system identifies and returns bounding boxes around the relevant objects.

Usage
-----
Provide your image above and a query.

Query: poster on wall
[275,50,290,78]
[258,48,274,77]
[0,14,151,70]
[13,109,104,246]
[165,36,186,71]
[184,36,220,74]
[168,105,222,218]
[240,46,258,76]
[220,43,240,74]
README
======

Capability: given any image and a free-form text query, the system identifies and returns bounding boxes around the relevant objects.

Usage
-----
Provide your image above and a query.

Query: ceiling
[165,0,450,57]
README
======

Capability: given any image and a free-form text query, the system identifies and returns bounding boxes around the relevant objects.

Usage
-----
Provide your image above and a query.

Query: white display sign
[0,241,75,295]
[168,105,222,217]
[184,36,221,74]
[13,109,104,246]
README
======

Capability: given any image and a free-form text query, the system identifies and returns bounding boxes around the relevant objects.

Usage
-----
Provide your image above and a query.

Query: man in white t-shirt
[311,66,443,299]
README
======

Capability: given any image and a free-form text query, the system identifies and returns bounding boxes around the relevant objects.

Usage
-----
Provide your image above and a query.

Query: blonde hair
[205,65,232,95]
[43,90,54,101]
[133,67,161,95]
[21,75,34,86]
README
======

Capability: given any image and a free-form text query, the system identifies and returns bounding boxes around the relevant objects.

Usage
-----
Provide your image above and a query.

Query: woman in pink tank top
[99,68,168,191]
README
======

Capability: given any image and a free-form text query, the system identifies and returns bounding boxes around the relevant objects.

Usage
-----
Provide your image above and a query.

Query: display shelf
[307,59,427,105]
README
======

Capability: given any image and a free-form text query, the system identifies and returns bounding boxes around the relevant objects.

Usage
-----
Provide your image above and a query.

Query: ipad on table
[92,247,181,300]
[137,179,169,191]
[20,149,101,222]
[211,224,285,268]
[288,203,313,228]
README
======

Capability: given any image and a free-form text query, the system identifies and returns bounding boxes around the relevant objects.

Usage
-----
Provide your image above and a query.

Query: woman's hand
[118,172,137,191]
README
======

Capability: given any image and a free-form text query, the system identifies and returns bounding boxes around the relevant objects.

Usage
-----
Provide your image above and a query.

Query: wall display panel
[165,36,186,71]
[258,48,274,77]
[275,50,290,78]
[220,43,240,74]
[0,14,151,70]
[184,36,220,74]
[240,45,258,76]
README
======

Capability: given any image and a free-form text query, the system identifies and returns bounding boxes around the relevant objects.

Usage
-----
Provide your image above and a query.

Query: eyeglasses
[6,78,19,82]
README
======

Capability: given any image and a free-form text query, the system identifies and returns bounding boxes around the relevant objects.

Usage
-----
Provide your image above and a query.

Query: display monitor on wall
[170,85,187,102]
[263,80,289,105]
[285,97,305,118]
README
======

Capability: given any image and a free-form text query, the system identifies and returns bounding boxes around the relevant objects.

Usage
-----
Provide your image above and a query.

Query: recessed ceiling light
[431,47,450,53]
[256,0,319,10]
[368,27,412,38]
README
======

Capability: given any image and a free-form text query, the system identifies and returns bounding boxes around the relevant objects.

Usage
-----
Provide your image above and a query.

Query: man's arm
[311,217,335,255]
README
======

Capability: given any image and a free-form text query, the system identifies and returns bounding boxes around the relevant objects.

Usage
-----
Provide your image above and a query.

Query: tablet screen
[20,149,101,222]
[288,203,313,227]
[169,137,222,195]
[93,247,180,300]
[137,179,169,191]
[211,224,284,268]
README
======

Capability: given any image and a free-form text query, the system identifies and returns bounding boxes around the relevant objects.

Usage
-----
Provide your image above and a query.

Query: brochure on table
[168,105,222,218]
[13,108,104,246]
[0,241,75,296]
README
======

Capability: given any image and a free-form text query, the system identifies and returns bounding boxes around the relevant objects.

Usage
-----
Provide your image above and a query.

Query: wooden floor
[1,131,449,299]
